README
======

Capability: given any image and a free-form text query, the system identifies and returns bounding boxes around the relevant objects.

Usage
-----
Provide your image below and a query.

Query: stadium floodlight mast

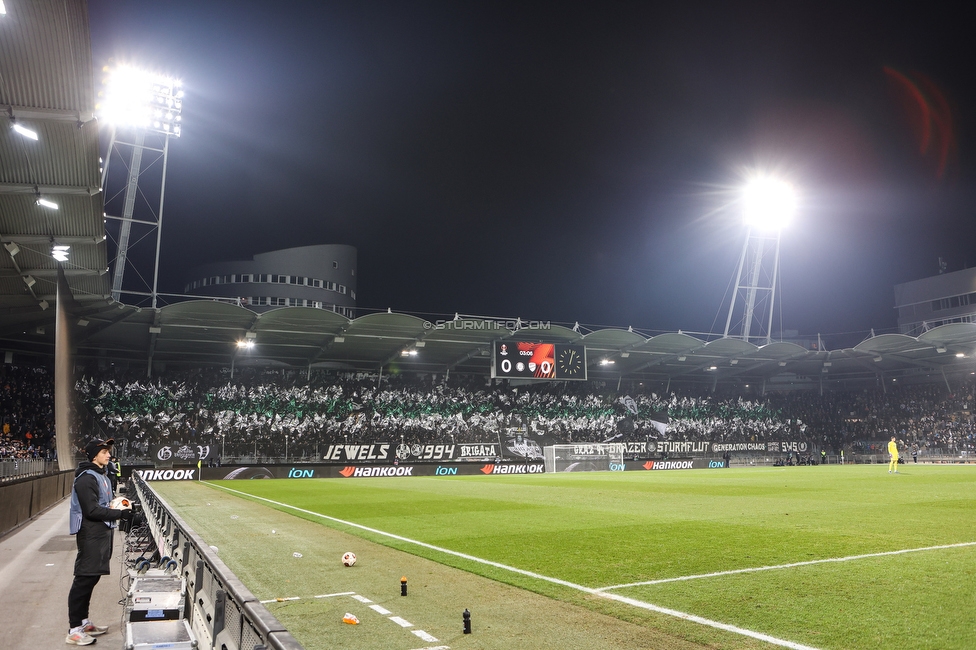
[98,64,183,308]
[723,174,797,345]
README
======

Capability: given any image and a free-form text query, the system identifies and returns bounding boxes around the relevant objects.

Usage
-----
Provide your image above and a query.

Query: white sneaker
[66,627,96,645]
[82,619,108,636]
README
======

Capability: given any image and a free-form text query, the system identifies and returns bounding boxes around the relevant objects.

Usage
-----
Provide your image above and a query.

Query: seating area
[2,362,973,464]
[69,366,976,462]
[1,365,56,461]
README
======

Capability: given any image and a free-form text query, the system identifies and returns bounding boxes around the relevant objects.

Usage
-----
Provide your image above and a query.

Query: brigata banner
[394,442,503,461]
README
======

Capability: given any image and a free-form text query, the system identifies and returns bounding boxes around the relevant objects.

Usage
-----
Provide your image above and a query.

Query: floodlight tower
[722,176,796,345]
[98,65,183,308]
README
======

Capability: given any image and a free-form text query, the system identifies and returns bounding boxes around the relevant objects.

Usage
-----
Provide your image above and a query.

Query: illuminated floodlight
[99,65,183,137]
[36,197,58,210]
[742,176,796,231]
[237,339,255,349]
[52,244,70,262]
[12,122,38,140]
[0,1,6,16]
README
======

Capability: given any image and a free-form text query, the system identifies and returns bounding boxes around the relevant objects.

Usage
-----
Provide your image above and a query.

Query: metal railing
[0,459,58,481]
[132,475,304,650]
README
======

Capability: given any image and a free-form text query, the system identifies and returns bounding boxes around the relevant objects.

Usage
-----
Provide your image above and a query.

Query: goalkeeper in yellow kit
[888,436,899,474]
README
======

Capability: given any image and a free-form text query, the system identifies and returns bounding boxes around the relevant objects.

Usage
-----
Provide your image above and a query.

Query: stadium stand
[0,365,56,461]
[2,360,974,469]
[64,366,976,463]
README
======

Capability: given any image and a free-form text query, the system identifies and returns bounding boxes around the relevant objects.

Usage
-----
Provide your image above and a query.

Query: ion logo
[435,466,458,475]
[288,468,315,478]
[609,463,625,472]
[708,461,726,468]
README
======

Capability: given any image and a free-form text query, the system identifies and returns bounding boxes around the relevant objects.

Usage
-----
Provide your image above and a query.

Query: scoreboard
[491,341,587,381]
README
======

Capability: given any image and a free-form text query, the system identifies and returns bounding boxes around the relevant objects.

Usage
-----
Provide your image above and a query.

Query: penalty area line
[202,481,820,650]
[597,541,976,591]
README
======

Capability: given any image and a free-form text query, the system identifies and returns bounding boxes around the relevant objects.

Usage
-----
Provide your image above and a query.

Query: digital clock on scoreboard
[491,342,587,381]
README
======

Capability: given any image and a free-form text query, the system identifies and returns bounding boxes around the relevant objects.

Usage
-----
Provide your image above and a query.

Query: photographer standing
[66,438,132,645]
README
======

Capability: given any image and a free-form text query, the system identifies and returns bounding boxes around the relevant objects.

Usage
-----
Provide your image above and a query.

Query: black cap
[85,438,115,461]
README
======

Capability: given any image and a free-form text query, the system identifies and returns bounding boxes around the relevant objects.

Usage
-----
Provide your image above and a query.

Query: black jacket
[72,462,123,576]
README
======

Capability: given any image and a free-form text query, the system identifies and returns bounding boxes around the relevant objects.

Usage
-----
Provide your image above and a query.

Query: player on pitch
[888,436,899,474]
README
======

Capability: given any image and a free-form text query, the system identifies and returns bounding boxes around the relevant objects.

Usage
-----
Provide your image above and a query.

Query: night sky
[87,1,976,341]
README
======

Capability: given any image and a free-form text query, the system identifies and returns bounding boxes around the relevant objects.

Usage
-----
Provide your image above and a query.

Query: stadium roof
[4,300,976,388]
[5,1,976,389]
[0,0,111,317]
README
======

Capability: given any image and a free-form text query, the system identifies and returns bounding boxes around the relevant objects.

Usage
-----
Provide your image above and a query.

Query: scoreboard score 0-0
[491,341,587,381]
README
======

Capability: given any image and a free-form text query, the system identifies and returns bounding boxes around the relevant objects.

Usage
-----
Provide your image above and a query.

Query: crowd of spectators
[3,362,976,462]
[72,366,976,461]
[0,365,56,460]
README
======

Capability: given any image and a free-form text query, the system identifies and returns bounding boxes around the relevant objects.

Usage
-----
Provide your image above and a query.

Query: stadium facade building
[183,244,357,316]
[894,267,976,336]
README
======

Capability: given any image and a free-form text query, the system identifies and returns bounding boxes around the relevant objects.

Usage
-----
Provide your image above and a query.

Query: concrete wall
[0,471,72,539]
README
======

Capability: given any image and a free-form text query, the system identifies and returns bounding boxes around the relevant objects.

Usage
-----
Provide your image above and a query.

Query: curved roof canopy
[3,299,974,388]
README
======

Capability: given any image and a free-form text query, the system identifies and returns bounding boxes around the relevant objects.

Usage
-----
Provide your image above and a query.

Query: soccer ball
[342,552,357,567]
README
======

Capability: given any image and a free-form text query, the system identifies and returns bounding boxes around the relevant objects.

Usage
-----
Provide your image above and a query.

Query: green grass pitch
[156,464,976,649]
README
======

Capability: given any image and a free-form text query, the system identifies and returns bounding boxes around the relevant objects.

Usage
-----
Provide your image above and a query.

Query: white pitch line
[370,604,392,615]
[598,591,819,650]
[596,541,976,591]
[351,594,373,603]
[204,481,819,650]
[390,616,413,628]
[259,596,301,603]
[412,630,440,643]
[314,591,356,598]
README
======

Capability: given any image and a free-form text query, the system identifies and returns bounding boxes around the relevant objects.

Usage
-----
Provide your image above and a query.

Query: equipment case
[125,619,197,650]
[126,573,186,622]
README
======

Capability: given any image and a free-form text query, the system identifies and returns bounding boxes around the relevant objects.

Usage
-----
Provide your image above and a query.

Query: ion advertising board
[133,459,727,481]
